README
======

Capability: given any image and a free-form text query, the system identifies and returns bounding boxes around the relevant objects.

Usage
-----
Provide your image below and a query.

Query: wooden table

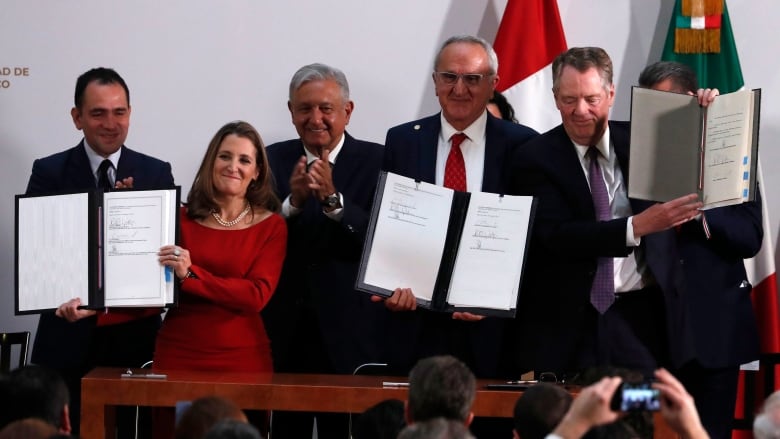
[81,367,675,439]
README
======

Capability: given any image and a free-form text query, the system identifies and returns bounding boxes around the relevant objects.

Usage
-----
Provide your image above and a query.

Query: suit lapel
[418,115,440,184]
[482,114,506,193]
[67,142,100,189]
[115,146,137,182]
[333,133,360,190]
[551,126,595,216]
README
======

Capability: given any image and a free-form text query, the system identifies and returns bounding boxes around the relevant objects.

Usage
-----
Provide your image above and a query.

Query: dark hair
[202,419,261,439]
[174,396,246,439]
[74,67,130,109]
[0,418,59,439]
[638,61,698,94]
[397,417,475,439]
[186,121,281,220]
[513,383,573,439]
[552,47,613,94]
[489,91,517,122]
[408,355,476,423]
[0,365,69,430]
[352,399,406,439]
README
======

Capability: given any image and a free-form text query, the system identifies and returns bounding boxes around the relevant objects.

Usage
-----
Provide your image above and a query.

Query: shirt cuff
[626,216,641,246]
[281,195,302,218]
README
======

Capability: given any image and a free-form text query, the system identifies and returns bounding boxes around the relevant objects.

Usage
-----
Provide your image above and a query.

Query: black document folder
[356,172,536,318]
[15,187,181,314]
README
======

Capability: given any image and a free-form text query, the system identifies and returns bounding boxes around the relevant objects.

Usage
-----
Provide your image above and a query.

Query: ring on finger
[173,247,181,256]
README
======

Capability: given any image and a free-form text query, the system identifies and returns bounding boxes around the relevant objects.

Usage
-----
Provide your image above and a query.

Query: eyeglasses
[434,71,492,87]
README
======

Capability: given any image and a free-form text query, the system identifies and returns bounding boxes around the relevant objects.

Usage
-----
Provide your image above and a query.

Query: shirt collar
[439,110,487,144]
[83,138,122,175]
[303,133,345,165]
[572,125,611,162]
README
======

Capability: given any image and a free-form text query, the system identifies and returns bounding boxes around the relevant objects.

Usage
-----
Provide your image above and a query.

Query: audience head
[174,395,247,439]
[551,47,615,146]
[0,418,60,439]
[407,355,476,425]
[0,365,70,434]
[287,62,354,155]
[202,419,261,439]
[754,389,780,439]
[71,67,131,157]
[187,120,280,219]
[487,91,517,122]
[432,35,499,131]
[352,398,406,439]
[638,61,698,95]
[512,383,573,439]
[397,417,475,439]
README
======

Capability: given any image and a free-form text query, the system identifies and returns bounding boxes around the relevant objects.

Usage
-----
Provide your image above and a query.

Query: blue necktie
[588,147,614,313]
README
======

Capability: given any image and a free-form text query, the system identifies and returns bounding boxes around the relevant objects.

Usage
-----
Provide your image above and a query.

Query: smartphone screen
[611,382,661,411]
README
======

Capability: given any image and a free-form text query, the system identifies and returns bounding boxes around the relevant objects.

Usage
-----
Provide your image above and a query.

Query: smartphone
[610,381,661,411]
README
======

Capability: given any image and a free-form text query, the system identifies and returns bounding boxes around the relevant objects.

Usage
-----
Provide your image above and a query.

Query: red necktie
[444,133,468,191]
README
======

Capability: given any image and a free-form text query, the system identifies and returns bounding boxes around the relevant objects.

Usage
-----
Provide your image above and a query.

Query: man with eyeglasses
[378,35,537,382]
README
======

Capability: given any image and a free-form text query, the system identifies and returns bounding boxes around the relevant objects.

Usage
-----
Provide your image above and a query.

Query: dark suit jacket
[382,112,538,378]
[26,141,174,371]
[263,132,389,375]
[510,121,761,374]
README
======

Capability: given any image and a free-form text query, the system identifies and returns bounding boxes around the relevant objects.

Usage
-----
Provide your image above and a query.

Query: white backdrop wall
[2,0,779,346]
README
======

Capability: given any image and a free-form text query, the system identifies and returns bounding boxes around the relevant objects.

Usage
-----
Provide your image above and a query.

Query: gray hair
[551,47,613,95]
[408,355,476,423]
[288,63,350,102]
[434,35,498,75]
[755,390,780,439]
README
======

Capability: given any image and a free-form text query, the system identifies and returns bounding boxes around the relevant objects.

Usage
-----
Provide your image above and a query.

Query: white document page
[17,193,90,311]
[447,193,533,310]
[363,173,454,301]
[103,190,175,306]
[702,89,752,207]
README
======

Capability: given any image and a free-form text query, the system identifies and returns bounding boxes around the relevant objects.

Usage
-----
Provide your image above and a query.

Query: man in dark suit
[510,48,759,439]
[263,63,388,438]
[636,60,762,439]
[25,67,174,436]
[380,35,537,385]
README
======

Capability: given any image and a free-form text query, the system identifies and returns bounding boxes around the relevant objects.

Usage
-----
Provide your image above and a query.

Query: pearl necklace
[211,204,251,227]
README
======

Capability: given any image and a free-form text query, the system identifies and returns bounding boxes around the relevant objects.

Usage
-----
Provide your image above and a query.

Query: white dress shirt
[572,126,649,293]
[436,111,488,192]
[281,134,345,221]
[83,138,121,187]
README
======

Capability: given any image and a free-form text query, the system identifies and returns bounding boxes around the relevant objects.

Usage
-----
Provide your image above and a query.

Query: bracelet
[179,270,197,284]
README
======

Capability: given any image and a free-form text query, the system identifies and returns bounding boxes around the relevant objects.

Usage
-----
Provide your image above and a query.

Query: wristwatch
[321,192,341,209]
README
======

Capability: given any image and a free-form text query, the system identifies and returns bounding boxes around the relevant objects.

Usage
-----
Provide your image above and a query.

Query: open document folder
[356,172,536,317]
[628,87,760,209]
[15,188,180,314]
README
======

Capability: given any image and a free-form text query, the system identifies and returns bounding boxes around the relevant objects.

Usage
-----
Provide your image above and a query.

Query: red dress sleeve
[180,214,287,313]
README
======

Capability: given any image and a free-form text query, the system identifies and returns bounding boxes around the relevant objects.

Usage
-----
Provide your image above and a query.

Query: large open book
[356,172,536,317]
[15,188,180,314]
[628,87,760,209]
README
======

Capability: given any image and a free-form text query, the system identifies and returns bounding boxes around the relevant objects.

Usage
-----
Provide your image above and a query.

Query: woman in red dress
[155,120,286,373]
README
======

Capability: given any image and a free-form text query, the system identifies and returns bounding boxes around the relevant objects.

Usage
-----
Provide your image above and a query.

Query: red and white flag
[745,164,780,357]
[493,0,567,133]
